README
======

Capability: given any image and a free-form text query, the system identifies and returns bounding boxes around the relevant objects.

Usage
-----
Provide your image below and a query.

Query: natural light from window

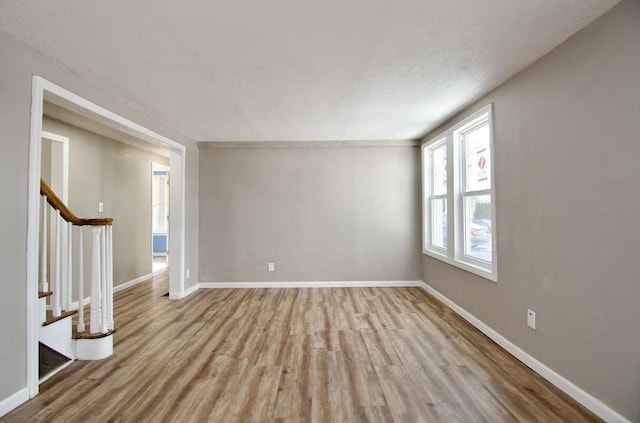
[422,104,496,281]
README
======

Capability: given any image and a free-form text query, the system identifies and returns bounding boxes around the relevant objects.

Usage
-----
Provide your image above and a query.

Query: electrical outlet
[98,202,104,213]
[186,268,190,279]
[527,309,536,330]
[268,262,275,272]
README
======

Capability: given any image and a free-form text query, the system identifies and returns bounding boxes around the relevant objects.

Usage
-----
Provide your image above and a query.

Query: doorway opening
[27,76,187,399]
[152,162,170,273]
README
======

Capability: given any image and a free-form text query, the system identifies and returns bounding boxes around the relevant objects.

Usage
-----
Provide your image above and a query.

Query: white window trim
[422,104,497,282]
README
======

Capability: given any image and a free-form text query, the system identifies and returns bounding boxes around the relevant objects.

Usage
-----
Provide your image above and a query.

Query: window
[422,104,496,281]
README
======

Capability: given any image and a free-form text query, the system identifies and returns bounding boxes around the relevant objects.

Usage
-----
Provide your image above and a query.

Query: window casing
[422,104,497,281]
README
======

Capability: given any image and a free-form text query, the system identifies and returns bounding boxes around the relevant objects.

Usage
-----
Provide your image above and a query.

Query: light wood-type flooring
[2,273,601,422]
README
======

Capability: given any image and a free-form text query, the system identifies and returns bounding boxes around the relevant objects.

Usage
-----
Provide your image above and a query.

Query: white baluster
[90,227,102,333]
[60,218,68,311]
[66,222,73,311]
[106,225,114,330]
[101,226,108,333]
[39,196,49,292]
[77,226,85,333]
[53,210,62,317]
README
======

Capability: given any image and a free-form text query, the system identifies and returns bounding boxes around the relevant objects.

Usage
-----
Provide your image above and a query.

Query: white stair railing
[65,221,73,312]
[39,195,49,293]
[53,210,62,317]
[106,226,114,330]
[77,225,85,333]
[39,179,114,335]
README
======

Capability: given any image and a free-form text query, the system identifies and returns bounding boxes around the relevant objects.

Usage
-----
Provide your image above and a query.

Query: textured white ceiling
[0,0,620,142]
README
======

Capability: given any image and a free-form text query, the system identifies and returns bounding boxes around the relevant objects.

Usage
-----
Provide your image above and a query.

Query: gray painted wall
[0,32,199,403]
[420,1,639,420]
[42,116,169,288]
[0,1,637,420]
[199,145,422,282]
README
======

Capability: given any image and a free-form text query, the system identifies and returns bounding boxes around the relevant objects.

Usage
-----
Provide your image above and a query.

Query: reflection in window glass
[463,195,492,261]
[464,123,491,192]
[431,199,447,249]
[432,143,447,196]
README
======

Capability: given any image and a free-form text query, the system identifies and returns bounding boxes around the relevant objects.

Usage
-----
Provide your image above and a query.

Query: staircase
[38,179,115,376]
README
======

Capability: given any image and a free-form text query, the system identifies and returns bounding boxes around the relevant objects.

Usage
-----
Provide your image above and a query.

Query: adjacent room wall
[199,144,422,282]
[0,32,199,404]
[42,116,169,287]
[420,1,639,421]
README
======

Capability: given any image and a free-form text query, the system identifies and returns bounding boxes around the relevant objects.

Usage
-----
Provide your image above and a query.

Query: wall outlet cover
[527,309,536,330]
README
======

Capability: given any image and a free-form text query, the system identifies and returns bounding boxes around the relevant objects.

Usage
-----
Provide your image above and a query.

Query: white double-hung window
[422,104,497,281]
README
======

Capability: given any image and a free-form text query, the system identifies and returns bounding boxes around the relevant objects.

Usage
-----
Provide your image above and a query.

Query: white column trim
[26,75,44,397]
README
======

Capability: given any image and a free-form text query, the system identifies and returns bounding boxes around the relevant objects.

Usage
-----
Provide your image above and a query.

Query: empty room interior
[0,1,638,422]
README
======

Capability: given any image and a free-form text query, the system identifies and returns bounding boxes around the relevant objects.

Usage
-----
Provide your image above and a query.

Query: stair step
[38,291,53,299]
[43,309,77,326]
[73,327,116,339]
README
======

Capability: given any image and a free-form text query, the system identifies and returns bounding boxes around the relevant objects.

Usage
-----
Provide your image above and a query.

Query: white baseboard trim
[198,280,424,289]
[152,267,169,277]
[420,281,631,423]
[183,283,200,298]
[0,387,29,418]
[72,271,166,307]
[69,273,157,309]
[114,272,154,294]
[38,359,75,385]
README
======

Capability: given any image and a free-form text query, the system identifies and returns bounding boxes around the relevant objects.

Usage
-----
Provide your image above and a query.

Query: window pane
[431,198,447,249]
[464,122,491,192]
[463,195,491,261]
[431,143,447,196]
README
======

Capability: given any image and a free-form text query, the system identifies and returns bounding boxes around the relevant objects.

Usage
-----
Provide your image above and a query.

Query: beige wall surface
[199,145,422,282]
[421,1,639,420]
[0,32,199,402]
[42,116,169,288]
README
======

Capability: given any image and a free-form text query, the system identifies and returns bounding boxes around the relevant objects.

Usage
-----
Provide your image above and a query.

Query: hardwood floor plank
[228,365,282,422]
[360,329,403,366]
[336,349,386,408]
[374,364,439,422]
[193,356,251,422]
[353,405,396,423]
[0,276,603,423]
[272,334,313,421]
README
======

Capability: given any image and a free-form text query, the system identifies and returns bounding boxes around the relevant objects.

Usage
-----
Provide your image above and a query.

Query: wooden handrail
[40,179,113,226]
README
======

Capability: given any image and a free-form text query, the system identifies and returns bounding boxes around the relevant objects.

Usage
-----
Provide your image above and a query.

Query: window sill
[422,249,497,282]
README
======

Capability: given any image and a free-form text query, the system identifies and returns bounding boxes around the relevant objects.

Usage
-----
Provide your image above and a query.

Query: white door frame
[26,76,186,398]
